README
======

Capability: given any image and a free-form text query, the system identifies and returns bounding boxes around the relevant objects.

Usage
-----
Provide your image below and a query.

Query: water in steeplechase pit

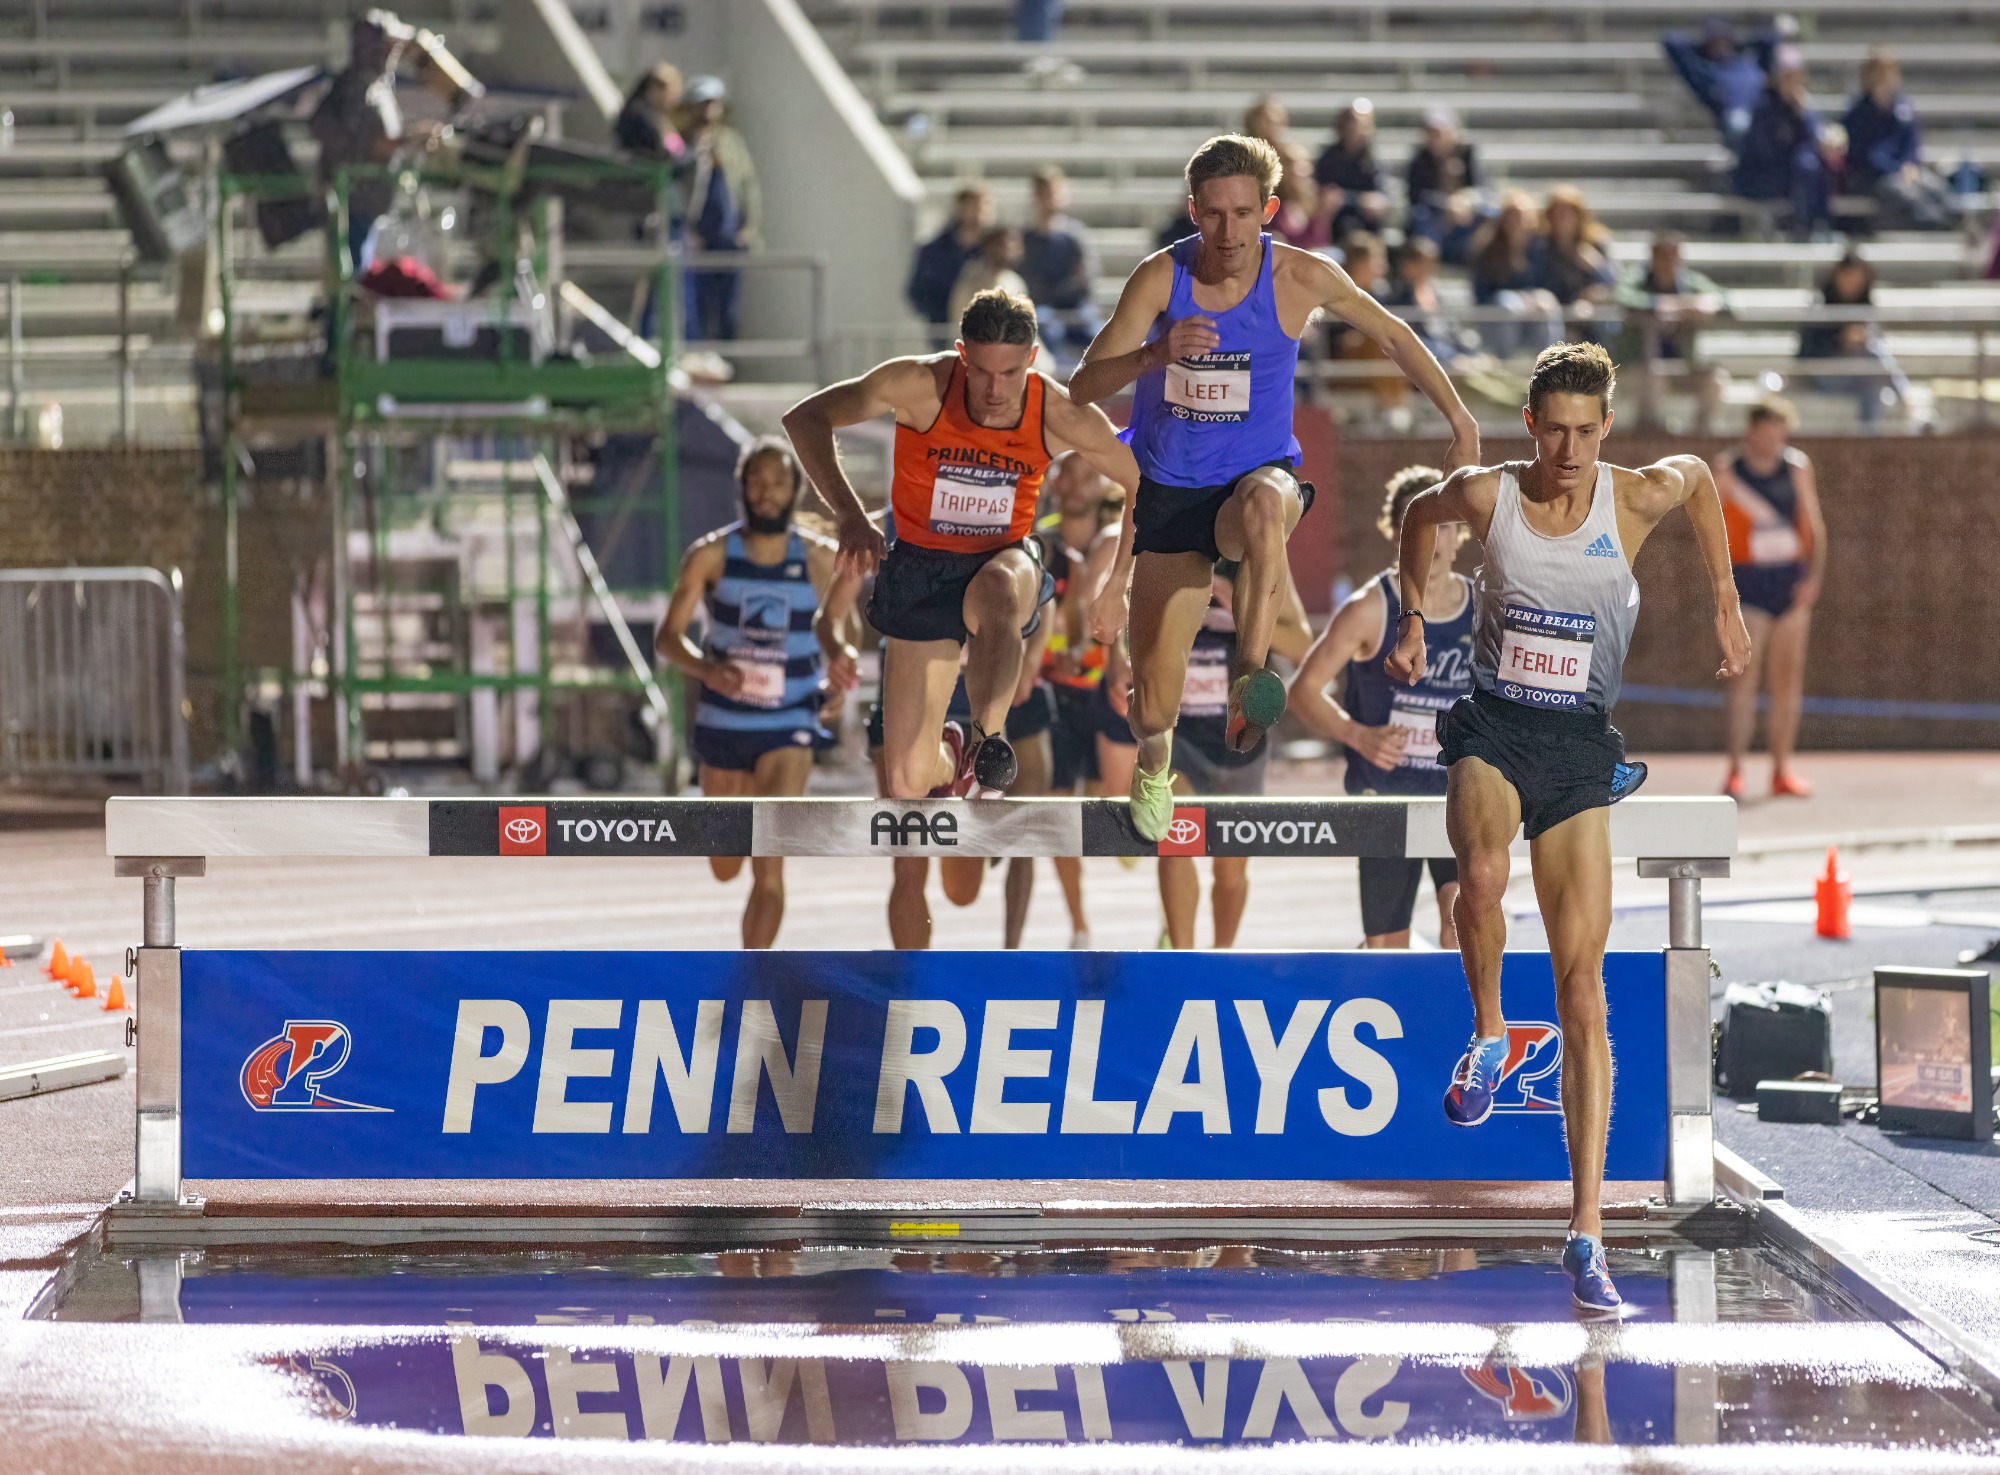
[41,1230,2000,1459]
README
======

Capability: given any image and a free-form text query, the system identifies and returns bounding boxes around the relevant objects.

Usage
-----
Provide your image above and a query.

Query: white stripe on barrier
[105,795,1736,862]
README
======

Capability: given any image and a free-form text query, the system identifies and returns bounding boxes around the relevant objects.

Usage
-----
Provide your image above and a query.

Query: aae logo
[240,1021,389,1112]
[1491,1021,1563,1112]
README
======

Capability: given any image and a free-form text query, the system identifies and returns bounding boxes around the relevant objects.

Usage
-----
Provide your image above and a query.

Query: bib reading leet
[1164,352,1253,424]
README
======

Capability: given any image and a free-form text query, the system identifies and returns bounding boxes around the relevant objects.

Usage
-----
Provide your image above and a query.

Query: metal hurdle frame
[105,794,1733,1219]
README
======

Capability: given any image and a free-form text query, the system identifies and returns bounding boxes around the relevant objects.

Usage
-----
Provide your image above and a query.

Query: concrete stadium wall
[1290,420,2000,752]
[8,426,1997,766]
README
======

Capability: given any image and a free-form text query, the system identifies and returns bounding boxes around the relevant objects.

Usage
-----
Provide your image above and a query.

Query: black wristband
[1399,609,1425,627]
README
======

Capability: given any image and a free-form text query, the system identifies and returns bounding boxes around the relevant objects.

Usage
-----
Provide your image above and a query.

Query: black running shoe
[969,732,1017,797]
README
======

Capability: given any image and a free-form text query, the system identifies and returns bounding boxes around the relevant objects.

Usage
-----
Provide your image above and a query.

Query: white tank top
[1471,463,1639,715]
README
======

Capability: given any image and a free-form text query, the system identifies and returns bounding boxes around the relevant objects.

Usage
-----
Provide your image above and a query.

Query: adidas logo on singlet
[1584,533,1619,558]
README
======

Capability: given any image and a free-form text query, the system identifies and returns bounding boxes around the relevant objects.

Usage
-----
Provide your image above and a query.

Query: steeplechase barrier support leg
[116,855,204,1207]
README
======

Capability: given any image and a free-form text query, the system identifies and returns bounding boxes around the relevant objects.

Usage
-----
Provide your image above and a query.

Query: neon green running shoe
[1226,667,1287,754]
[1129,742,1176,843]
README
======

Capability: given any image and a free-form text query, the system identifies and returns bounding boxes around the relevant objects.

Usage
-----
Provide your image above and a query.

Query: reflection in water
[48,1242,2000,1451]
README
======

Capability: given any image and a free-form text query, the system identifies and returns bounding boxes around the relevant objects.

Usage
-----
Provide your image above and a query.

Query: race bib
[1387,697,1445,769]
[1749,524,1803,566]
[1496,604,1595,710]
[928,464,1017,539]
[1181,655,1229,718]
[727,645,789,709]
[1165,351,1252,423]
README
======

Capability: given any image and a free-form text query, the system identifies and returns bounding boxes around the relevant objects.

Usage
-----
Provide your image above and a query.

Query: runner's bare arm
[1386,468,1494,685]
[1043,389,1141,497]
[1289,583,1408,769]
[1271,571,1315,665]
[1286,246,1481,472]
[1645,455,1752,679]
[1793,452,1828,607]
[808,542,863,693]
[654,539,742,698]
[782,359,932,574]
[1067,254,1196,407]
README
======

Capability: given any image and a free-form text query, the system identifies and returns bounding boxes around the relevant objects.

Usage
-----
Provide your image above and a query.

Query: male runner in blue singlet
[656,436,860,948]
[1071,132,1479,841]
[1387,343,1753,1311]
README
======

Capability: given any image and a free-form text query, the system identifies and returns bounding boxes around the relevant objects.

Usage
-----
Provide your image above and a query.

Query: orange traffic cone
[46,940,68,980]
[101,975,127,1011]
[1815,847,1851,940]
[72,959,96,999]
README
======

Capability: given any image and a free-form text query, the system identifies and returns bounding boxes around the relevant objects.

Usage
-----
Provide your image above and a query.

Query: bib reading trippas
[889,361,1052,553]
[1471,464,1639,714]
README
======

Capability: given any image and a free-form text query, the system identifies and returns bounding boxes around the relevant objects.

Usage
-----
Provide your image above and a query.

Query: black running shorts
[1133,462,1314,562]
[867,538,1055,646]
[1438,688,1627,841]
[1357,856,1461,937]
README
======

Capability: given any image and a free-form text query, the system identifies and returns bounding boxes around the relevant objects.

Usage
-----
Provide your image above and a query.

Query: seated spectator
[1313,100,1389,242]
[909,184,994,334]
[1798,249,1908,425]
[1734,48,1831,237]
[1614,232,1728,431]
[616,64,687,167]
[1020,165,1101,353]
[1406,108,1485,261]
[679,77,759,343]
[1842,49,1956,229]
[1322,233,1407,417]
[1243,94,1292,154]
[1469,191,1561,359]
[1530,185,1617,309]
[1662,16,1778,150]
[1271,143,1332,250]
[948,226,1028,327]
[1383,235,1475,368]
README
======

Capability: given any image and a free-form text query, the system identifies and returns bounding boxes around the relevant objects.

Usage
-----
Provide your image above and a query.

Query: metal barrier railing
[0,567,189,794]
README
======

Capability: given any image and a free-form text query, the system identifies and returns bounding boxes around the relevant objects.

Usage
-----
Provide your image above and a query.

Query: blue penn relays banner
[182,950,1668,1182]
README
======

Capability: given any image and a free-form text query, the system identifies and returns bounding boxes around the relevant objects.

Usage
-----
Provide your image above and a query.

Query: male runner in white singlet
[1387,343,1752,1312]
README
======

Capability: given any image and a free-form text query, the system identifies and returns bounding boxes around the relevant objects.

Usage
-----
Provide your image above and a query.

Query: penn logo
[870,810,959,848]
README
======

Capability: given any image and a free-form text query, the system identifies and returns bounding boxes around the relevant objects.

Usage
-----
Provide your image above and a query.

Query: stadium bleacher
[802,0,2000,430]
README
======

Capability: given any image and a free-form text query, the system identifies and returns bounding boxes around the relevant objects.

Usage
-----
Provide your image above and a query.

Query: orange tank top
[889,361,1051,554]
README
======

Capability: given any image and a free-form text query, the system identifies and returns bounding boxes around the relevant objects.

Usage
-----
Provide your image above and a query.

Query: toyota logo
[1166,817,1202,846]
[504,817,542,845]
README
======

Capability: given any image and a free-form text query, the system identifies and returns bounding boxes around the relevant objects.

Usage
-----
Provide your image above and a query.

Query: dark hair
[1527,340,1616,417]
[1185,133,1282,202]
[1822,250,1874,303]
[1379,464,1444,540]
[625,62,681,110]
[959,287,1038,346]
[735,434,804,497]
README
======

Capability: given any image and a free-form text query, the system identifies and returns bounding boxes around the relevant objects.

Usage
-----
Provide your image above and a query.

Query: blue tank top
[1127,234,1303,488]
[696,526,824,732]
[1342,570,1476,796]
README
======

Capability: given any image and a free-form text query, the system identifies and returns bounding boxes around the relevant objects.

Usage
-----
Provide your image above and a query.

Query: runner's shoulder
[1622,455,1704,504]
[1442,463,1504,509]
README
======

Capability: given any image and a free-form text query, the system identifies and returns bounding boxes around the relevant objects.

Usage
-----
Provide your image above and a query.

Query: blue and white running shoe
[1610,761,1648,803]
[1443,1034,1510,1127]
[1562,1233,1623,1314]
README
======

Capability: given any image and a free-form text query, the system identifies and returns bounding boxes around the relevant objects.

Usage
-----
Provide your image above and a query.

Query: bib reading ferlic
[1471,464,1638,716]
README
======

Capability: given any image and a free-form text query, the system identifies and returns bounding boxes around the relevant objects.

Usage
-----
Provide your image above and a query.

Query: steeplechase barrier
[102,794,1731,1242]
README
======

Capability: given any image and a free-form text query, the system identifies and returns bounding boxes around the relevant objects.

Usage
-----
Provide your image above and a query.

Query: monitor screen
[1878,981,1976,1114]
